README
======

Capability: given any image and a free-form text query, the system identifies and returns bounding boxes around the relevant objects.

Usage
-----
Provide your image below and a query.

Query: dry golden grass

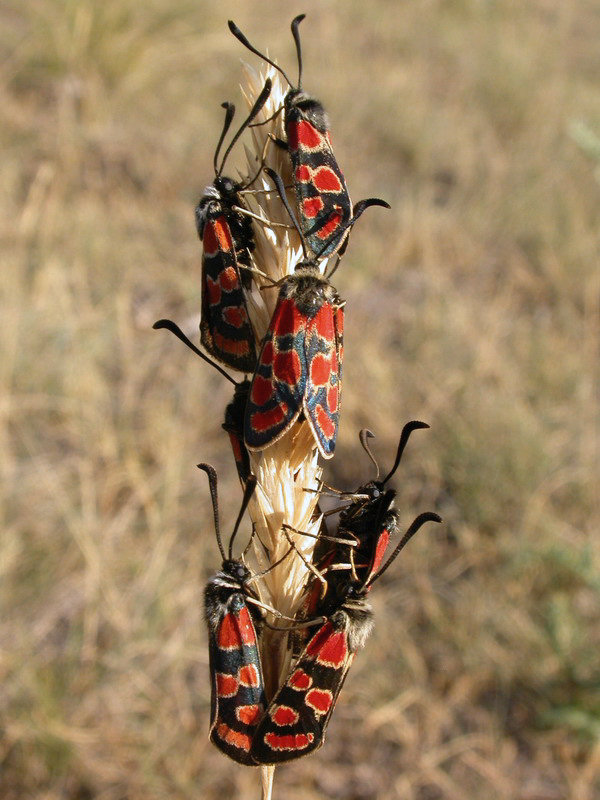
[1,0,598,798]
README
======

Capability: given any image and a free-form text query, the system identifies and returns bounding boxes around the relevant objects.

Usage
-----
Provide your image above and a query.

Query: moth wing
[340,491,398,585]
[251,618,353,764]
[200,214,257,373]
[207,593,266,765]
[286,111,352,257]
[303,302,342,458]
[244,296,308,450]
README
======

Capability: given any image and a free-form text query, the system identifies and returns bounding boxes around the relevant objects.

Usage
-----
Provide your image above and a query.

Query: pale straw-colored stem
[261,765,275,800]
[232,67,328,799]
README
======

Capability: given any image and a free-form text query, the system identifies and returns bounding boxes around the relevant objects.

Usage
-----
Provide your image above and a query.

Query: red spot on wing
[216,723,251,752]
[372,530,391,575]
[289,669,312,691]
[218,614,243,650]
[214,332,250,356]
[213,218,233,251]
[236,606,256,645]
[314,306,335,340]
[307,626,348,668]
[228,433,243,463]
[316,210,343,240]
[275,298,305,337]
[273,349,302,387]
[216,673,238,698]
[220,266,239,292]
[302,197,324,219]
[206,275,221,306]
[335,308,344,338]
[251,375,274,406]
[261,340,274,366]
[202,221,219,256]
[306,622,334,656]
[236,704,262,725]
[310,353,332,387]
[239,663,260,688]
[264,731,314,752]
[327,385,338,414]
[313,166,342,193]
[250,405,286,433]
[295,165,311,183]
[271,705,299,726]
[288,120,322,150]
[316,404,336,440]
[223,306,247,328]
[306,688,333,715]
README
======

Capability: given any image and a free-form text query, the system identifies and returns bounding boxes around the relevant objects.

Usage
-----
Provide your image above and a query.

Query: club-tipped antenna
[216,79,272,178]
[290,14,306,89]
[264,166,309,258]
[213,102,236,177]
[320,198,391,275]
[228,20,294,89]
[359,429,380,480]
[197,463,226,562]
[367,512,442,586]
[381,420,430,486]
[152,319,237,386]
[227,475,257,560]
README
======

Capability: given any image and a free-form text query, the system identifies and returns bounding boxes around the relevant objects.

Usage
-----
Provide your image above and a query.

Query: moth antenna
[241,522,257,559]
[228,20,294,89]
[368,512,442,586]
[246,543,295,582]
[324,253,342,281]
[318,197,390,268]
[239,127,273,191]
[217,78,272,177]
[213,102,236,177]
[381,420,430,486]
[359,428,380,480]
[228,475,257,560]
[264,166,309,259]
[248,105,284,128]
[197,463,226,562]
[290,14,306,90]
[152,319,238,386]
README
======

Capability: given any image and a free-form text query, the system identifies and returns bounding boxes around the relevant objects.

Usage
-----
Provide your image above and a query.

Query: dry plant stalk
[235,66,325,798]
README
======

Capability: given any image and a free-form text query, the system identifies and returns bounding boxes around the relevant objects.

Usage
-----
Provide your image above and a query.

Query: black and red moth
[152,320,252,486]
[195,79,272,373]
[199,464,267,765]
[244,264,344,459]
[251,510,441,764]
[242,168,387,460]
[331,421,433,591]
[228,15,354,258]
[294,422,430,651]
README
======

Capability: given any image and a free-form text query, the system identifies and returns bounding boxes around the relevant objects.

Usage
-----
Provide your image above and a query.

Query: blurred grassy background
[1,0,598,798]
